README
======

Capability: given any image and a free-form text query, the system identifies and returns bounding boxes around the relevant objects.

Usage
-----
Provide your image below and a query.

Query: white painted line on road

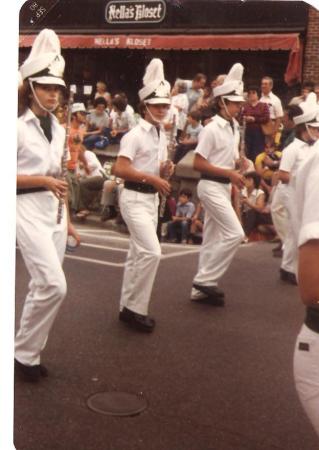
[65,254,125,267]
[79,232,129,242]
[161,249,199,259]
[81,242,128,253]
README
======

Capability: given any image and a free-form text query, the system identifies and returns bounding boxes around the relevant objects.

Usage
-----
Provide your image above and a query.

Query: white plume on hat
[138,58,171,105]
[294,92,319,125]
[19,29,65,87]
[213,63,244,102]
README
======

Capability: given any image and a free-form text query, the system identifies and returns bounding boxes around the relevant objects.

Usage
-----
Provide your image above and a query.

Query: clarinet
[159,115,176,219]
[57,87,75,224]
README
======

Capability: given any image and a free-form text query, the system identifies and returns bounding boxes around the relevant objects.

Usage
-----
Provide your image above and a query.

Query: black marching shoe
[279,268,298,285]
[191,284,225,307]
[119,307,155,333]
[14,359,48,383]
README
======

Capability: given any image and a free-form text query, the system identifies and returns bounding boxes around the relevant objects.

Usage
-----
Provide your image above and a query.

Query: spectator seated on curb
[83,97,110,150]
[255,135,282,194]
[76,150,106,219]
[167,189,195,244]
[240,171,275,241]
[67,103,90,215]
[188,202,204,244]
[109,94,136,144]
[173,110,203,164]
[100,172,123,222]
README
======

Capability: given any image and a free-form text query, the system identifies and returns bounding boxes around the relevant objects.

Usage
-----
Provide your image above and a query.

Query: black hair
[188,110,201,122]
[93,97,107,108]
[302,80,315,91]
[193,73,207,82]
[286,104,303,122]
[244,171,261,189]
[246,85,261,97]
[112,95,127,112]
[179,188,192,199]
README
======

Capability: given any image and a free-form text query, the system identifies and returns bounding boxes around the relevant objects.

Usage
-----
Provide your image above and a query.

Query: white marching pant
[281,186,297,274]
[193,180,244,287]
[15,192,67,366]
[293,324,319,437]
[270,184,289,243]
[119,188,161,315]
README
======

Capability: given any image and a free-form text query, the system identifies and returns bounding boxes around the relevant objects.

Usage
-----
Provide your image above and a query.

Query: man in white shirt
[260,76,284,136]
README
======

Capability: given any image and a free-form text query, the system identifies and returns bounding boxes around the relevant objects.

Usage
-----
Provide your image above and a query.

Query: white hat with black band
[294,92,319,126]
[213,63,244,102]
[138,58,171,105]
[19,28,65,88]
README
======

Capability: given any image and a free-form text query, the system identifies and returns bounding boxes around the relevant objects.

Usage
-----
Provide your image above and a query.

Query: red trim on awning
[19,33,300,51]
[19,33,302,85]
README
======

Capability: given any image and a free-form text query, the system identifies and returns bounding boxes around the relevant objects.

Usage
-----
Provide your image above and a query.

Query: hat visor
[222,94,244,102]
[308,122,319,128]
[144,97,171,105]
[29,76,66,87]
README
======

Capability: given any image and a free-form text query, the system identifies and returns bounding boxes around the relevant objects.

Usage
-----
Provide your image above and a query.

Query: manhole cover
[87,391,148,417]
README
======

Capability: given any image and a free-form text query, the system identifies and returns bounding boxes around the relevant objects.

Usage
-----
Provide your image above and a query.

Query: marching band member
[16,29,79,382]
[114,59,173,332]
[191,63,246,305]
[292,139,319,437]
[277,93,319,285]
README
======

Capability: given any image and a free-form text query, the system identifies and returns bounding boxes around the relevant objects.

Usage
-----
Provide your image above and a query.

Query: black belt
[305,307,319,334]
[124,181,157,194]
[201,174,230,184]
[17,187,47,195]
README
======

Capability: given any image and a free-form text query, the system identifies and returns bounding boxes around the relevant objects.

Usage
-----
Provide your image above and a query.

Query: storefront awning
[19,33,302,85]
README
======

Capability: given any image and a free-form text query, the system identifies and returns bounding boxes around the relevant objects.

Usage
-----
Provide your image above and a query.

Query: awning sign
[105,0,166,24]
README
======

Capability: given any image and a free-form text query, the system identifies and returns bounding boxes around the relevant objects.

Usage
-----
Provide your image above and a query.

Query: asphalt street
[14,223,319,450]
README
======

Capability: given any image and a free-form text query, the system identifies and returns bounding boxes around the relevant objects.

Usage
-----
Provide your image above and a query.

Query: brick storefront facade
[303,6,319,83]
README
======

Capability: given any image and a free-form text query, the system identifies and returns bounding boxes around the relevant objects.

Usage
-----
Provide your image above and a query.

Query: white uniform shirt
[291,144,319,247]
[194,114,240,169]
[17,108,66,177]
[118,118,167,175]
[260,91,283,120]
[280,138,313,180]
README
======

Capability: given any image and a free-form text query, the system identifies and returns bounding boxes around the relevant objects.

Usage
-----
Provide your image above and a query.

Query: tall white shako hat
[138,58,171,105]
[19,28,65,87]
[294,92,319,126]
[213,63,244,102]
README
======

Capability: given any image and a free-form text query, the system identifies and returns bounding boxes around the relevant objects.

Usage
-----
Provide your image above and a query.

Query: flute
[159,115,176,218]
[57,87,75,224]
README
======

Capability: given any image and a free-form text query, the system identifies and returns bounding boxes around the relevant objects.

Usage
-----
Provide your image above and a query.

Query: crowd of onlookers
[53,74,319,245]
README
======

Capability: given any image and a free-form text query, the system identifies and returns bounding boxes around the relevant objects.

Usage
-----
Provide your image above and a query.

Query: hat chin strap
[145,104,164,124]
[221,97,233,120]
[29,80,58,113]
